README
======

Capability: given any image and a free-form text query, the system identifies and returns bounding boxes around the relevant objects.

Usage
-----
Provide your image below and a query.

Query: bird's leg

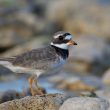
[33,78,44,95]
[28,76,35,96]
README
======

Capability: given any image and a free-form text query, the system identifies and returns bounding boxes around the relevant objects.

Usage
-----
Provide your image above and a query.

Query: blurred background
[0,0,110,103]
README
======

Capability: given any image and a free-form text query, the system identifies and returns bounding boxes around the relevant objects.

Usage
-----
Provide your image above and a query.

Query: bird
[0,31,77,96]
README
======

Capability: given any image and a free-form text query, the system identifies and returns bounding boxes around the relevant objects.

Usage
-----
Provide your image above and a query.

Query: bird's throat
[51,45,69,59]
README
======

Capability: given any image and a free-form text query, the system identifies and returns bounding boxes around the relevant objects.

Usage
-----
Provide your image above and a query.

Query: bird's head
[51,31,77,50]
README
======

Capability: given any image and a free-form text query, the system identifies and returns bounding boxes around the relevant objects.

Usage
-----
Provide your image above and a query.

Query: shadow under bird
[0,31,77,96]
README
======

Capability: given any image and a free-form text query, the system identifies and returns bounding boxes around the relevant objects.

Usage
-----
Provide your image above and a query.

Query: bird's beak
[67,40,77,46]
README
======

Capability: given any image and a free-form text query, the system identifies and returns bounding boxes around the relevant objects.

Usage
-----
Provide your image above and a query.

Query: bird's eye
[59,36,64,40]
[64,33,71,36]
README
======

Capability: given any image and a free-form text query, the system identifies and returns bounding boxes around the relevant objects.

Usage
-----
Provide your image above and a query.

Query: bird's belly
[50,58,66,70]
[42,58,66,76]
[0,58,66,77]
[1,62,44,77]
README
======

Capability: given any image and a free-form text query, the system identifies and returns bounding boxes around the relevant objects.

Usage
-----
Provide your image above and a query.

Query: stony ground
[0,0,110,109]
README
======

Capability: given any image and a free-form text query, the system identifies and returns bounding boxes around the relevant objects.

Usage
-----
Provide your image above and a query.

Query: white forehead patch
[54,34,62,38]
[54,34,72,40]
[65,35,72,40]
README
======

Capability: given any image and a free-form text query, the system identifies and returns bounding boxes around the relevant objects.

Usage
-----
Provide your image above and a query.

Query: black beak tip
[74,42,77,45]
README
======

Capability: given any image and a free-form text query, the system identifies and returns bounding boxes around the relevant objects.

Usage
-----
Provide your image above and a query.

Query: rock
[60,97,109,110]
[96,90,110,103]
[82,90,110,110]
[72,36,108,63]
[102,69,110,85]
[57,79,95,92]
[0,18,34,49]
[68,36,110,74]
[65,80,95,92]
[81,75,104,90]
[80,91,98,97]
[48,71,103,93]
[15,11,46,33]
[0,36,49,57]
[0,30,28,48]
[96,90,110,110]
[0,94,67,110]
[46,0,110,39]
[48,72,103,93]
[48,72,80,84]
[0,9,46,51]
[0,90,21,104]
[0,88,46,104]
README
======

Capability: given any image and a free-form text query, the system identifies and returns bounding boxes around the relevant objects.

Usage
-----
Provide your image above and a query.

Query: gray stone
[96,90,110,103]
[96,90,110,110]
[68,36,110,73]
[70,36,109,64]
[60,97,109,110]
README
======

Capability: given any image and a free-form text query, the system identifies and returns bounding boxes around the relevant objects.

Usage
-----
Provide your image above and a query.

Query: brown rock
[47,0,110,38]
[59,80,95,92]
[0,94,67,110]
[55,75,96,92]
[0,36,49,57]
[102,69,110,85]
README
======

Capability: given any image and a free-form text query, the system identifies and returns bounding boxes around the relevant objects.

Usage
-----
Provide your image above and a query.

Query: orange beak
[67,40,77,46]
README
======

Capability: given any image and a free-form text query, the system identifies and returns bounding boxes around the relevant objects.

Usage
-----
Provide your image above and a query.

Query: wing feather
[11,46,57,69]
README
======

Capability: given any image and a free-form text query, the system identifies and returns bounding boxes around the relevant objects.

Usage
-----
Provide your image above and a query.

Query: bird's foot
[35,87,44,95]
[33,79,46,96]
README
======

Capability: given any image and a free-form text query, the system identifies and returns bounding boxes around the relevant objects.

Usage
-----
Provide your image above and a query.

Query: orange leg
[33,79,44,95]
[28,77,35,96]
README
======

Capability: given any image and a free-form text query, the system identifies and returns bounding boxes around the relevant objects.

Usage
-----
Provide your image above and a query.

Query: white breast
[51,57,67,69]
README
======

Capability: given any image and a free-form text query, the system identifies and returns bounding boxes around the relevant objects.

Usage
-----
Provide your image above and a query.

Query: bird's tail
[0,57,14,61]
[0,57,15,66]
